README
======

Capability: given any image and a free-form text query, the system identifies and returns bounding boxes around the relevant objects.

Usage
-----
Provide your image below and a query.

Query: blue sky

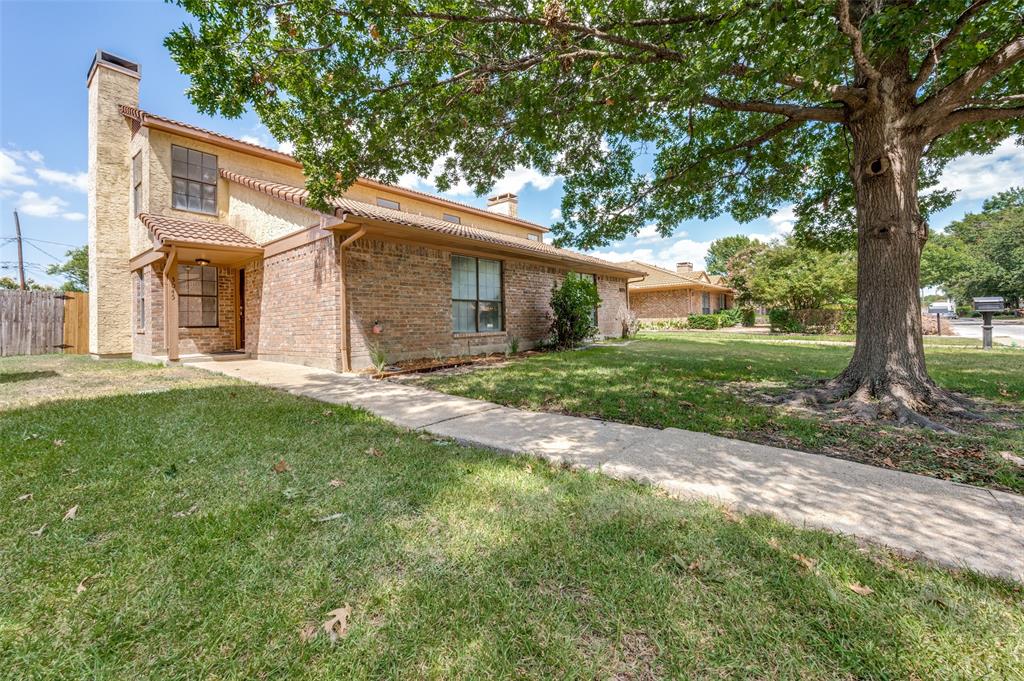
[2,0,1022,288]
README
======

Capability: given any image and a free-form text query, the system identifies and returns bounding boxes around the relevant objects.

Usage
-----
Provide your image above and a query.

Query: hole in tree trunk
[864,156,890,177]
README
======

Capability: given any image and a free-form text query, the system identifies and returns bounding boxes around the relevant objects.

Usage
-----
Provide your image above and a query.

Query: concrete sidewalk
[193,358,1024,582]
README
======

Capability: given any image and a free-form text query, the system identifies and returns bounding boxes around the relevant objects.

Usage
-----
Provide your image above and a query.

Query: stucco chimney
[486,193,518,218]
[86,50,140,357]
[676,262,693,273]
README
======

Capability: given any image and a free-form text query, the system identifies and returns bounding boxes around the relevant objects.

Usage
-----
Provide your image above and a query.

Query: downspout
[337,225,366,372]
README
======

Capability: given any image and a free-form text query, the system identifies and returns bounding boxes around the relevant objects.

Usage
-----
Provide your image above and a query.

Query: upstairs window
[177,264,219,328]
[442,213,461,224]
[452,255,503,333]
[527,234,540,241]
[171,145,217,214]
[132,152,143,216]
[376,197,400,210]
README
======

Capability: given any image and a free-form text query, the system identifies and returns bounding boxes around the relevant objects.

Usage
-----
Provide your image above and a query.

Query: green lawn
[418,332,1024,493]
[2,355,1022,679]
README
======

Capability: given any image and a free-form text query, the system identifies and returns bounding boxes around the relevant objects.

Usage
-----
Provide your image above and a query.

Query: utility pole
[13,210,26,290]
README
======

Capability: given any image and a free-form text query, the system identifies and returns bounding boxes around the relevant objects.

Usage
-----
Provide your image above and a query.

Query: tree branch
[700,95,846,122]
[727,63,866,107]
[910,0,997,93]
[915,35,1024,127]
[931,104,1024,138]
[836,0,882,82]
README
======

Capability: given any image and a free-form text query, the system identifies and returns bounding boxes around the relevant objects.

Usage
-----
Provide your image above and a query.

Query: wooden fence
[0,290,89,356]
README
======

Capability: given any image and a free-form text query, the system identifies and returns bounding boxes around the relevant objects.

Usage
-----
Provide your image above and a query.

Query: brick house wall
[343,237,630,370]
[629,288,732,321]
[178,266,237,354]
[132,264,164,358]
[244,236,344,370]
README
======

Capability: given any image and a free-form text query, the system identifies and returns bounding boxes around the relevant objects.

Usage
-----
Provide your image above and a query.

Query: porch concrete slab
[192,359,1024,582]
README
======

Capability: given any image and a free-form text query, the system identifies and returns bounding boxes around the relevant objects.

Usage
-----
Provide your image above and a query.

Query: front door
[237,269,245,350]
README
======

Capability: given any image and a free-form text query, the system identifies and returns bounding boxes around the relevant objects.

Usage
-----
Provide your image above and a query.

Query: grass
[2,355,1022,679]
[418,332,1024,493]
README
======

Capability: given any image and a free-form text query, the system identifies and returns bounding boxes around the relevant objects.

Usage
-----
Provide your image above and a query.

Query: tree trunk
[791,101,978,430]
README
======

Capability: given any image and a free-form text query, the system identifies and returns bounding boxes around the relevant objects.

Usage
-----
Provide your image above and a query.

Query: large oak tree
[169,0,1024,428]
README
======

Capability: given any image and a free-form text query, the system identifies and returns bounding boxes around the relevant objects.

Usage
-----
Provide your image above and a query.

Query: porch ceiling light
[195,258,211,266]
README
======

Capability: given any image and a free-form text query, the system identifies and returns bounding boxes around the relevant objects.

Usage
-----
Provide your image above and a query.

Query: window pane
[188,163,202,181]
[376,197,400,210]
[478,259,501,301]
[202,184,216,200]
[451,255,477,300]
[188,195,201,211]
[172,145,187,162]
[188,148,202,166]
[202,199,216,214]
[202,266,217,282]
[442,213,461,224]
[172,159,187,178]
[172,193,188,210]
[478,301,502,332]
[202,152,217,169]
[172,178,186,194]
[201,297,217,326]
[453,301,476,332]
[201,166,217,184]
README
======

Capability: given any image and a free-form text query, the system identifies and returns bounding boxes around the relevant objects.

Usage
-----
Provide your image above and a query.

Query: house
[86,51,642,371]
[623,261,734,321]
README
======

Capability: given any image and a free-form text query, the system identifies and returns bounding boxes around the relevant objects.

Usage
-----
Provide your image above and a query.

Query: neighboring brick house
[624,261,734,321]
[86,51,641,371]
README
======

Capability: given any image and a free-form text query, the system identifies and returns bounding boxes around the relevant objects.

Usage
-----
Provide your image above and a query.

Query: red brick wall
[241,234,631,371]
[344,237,631,369]
[629,288,732,321]
[178,266,237,354]
[244,236,344,370]
[132,264,164,358]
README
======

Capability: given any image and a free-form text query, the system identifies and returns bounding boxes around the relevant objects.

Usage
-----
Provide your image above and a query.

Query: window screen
[376,197,400,210]
[171,145,217,214]
[451,255,503,333]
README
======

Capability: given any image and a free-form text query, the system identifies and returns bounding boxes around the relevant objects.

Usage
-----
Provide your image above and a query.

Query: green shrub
[768,309,803,333]
[687,314,719,330]
[838,307,857,335]
[717,308,742,328]
[549,275,601,348]
[641,319,686,331]
[741,308,756,327]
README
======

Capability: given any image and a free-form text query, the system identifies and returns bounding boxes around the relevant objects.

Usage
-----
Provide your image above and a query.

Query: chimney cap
[487,193,518,204]
[87,50,140,85]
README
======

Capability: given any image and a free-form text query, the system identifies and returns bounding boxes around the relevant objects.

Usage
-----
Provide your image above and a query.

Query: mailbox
[972,297,1004,312]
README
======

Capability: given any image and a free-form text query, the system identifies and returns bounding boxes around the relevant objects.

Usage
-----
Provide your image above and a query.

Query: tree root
[779,375,985,434]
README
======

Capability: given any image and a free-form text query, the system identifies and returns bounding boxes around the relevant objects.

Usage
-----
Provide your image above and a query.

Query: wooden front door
[237,269,245,350]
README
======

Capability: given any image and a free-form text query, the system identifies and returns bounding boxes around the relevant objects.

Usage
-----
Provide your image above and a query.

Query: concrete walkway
[193,358,1024,582]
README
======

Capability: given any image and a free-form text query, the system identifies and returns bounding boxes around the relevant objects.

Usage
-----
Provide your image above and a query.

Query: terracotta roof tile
[140,213,260,250]
[221,169,643,276]
[622,260,731,291]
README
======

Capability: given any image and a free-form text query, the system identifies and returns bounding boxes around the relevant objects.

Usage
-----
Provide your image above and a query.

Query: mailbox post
[972,297,1004,349]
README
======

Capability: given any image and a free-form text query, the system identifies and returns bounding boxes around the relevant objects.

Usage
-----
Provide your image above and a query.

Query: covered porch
[129,213,262,363]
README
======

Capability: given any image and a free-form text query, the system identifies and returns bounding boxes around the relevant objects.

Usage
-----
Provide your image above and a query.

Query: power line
[24,240,63,263]
[24,237,82,248]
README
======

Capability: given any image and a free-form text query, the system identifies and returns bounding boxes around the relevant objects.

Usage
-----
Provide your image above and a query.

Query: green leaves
[168,0,1024,247]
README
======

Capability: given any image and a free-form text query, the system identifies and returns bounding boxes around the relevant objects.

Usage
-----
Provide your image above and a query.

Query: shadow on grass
[2,382,1019,678]
[0,369,59,384]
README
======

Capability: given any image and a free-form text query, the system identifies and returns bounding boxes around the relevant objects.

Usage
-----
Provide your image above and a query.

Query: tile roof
[140,213,260,250]
[221,169,643,276]
[119,105,549,233]
[622,260,731,291]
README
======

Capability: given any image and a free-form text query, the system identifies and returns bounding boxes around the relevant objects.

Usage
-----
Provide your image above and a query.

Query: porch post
[162,247,179,362]
[337,226,366,372]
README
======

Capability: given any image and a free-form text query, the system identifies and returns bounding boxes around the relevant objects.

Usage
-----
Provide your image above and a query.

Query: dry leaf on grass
[313,512,345,523]
[16,493,33,502]
[366,447,384,457]
[298,622,318,643]
[322,605,351,641]
[173,504,199,518]
[328,479,344,488]
[847,582,874,596]
[272,459,291,474]
[63,505,79,521]
[791,553,818,571]
[29,524,47,537]
[75,574,103,594]
[881,457,895,468]
[53,439,66,447]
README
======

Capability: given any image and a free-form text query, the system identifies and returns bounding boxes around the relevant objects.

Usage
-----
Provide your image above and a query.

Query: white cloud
[492,167,558,195]
[549,208,562,221]
[15,191,82,220]
[398,155,558,199]
[277,140,295,155]
[36,168,88,193]
[938,138,1024,200]
[767,204,796,235]
[0,150,37,187]
[593,237,712,271]
[239,134,266,147]
[26,151,44,164]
